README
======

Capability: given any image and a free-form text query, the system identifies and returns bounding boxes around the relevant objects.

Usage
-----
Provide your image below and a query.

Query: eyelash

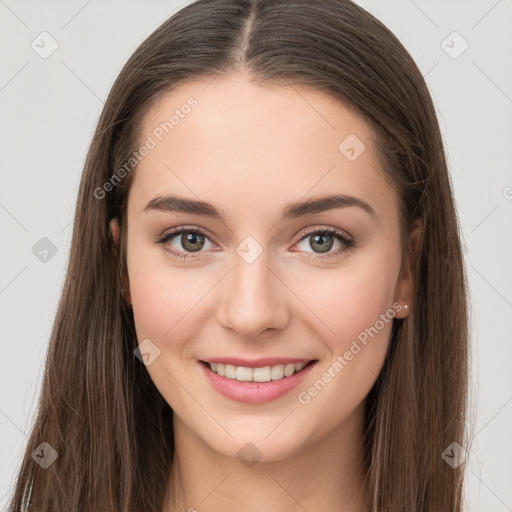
[154,225,355,261]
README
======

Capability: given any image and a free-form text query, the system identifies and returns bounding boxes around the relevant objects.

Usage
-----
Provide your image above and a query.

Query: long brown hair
[8,1,471,510]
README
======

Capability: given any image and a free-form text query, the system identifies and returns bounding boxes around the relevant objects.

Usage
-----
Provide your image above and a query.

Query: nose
[216,246,290,339]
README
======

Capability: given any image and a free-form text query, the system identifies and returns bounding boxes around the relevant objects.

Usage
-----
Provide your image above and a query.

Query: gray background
[1,0,511,510]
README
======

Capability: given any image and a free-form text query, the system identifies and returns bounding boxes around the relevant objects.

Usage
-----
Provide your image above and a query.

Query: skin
[110,73,418,512]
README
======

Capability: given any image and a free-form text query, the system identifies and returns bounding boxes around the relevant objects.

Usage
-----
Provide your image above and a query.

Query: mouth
[198,359,318,404]
[199,359,317,383]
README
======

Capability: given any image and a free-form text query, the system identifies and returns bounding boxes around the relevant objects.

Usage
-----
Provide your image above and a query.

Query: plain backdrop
[1,1,511,510]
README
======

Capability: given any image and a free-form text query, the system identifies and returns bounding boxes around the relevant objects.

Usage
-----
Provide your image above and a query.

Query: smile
[202,361,311,382]
[198,359,318,404]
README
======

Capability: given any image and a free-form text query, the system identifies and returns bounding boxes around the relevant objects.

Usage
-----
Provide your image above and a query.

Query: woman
[9,0,471,510]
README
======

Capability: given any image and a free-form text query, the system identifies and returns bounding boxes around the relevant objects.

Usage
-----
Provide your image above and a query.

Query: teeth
[207,361,309,382]
[253,366,271,382]
[284,364,296,377]
[225,365,236,379]
[235,366,253,381]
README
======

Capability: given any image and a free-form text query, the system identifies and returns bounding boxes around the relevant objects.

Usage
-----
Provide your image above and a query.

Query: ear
[109,217,132,306]
[110,217,120,246]
[393,219,422,319]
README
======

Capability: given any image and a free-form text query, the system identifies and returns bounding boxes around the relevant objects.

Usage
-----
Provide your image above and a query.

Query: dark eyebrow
[144,193,375,220]
[281,194,375,219]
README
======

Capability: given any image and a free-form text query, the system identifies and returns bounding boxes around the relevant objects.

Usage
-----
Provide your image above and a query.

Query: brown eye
[156,227,215,260]
[180,232,205,252]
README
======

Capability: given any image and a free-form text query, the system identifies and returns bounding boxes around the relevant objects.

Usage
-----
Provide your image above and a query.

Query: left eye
[293,227,354,258]
[296,230,343,254]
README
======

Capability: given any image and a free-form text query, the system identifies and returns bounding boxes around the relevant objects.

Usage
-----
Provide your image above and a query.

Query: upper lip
[200,357,316,368]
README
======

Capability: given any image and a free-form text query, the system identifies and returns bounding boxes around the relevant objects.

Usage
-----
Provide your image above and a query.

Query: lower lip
[198,360,318,404]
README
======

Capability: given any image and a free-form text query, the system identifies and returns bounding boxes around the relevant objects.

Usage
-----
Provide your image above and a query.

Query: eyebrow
[144,193,375,220]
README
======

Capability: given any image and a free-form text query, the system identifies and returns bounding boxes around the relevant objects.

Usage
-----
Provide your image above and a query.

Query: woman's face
[114,74,411,461]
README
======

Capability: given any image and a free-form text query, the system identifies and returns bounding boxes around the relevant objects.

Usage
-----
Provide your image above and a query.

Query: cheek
[129,264,208,345]
[127,236,224,362]
[291,249,400,421]
[292,265,397,438]
[127,252,212,411]
[127,237,187,341]
[296,253,399,348]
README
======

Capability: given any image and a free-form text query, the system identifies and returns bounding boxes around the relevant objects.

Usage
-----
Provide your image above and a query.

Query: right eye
[156,227,216,260]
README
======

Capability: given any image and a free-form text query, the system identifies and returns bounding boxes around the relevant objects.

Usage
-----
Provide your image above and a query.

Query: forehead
[128,74,397,224]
